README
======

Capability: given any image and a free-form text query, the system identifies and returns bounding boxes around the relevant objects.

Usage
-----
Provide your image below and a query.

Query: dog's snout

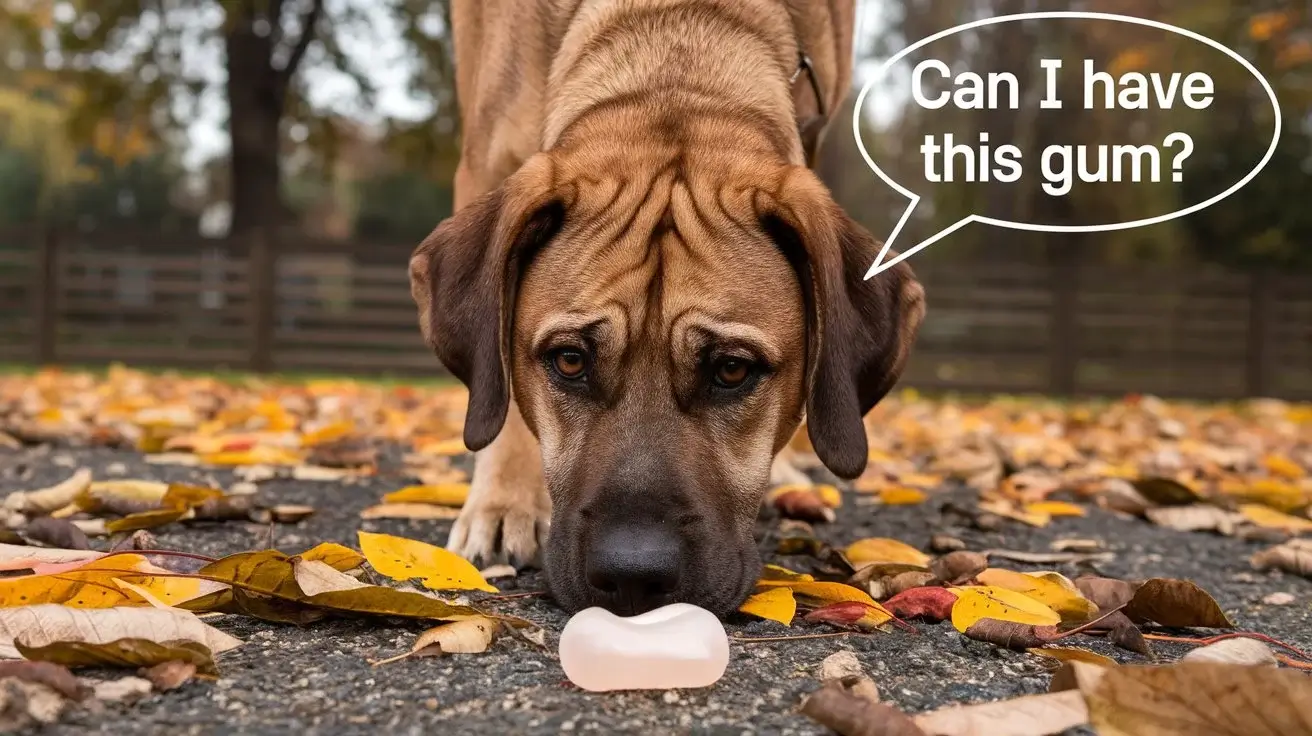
[585,524,682,614]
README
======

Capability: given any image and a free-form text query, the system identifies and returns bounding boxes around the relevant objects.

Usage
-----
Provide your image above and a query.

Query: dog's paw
[446,483,551,568]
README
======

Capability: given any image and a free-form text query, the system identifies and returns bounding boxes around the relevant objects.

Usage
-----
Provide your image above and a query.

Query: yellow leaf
[1217,478,1307,513]
[358,532,497,593]
[951,586,1062,632]
[880,487,927,505]
[0,556,210,609]
[1239,504,1312,535]
[415,437,469,456]
[979,499,1051,527]
[738,587,796,626]
[976,569,1097,623]
[382,484,470,507]
[765,484,842,509]
[770,580,892,623]
[299,542,366,572]
[845,538,932,567]
[754,564,815,586]
[899,473,944,488]
[1263,454,1306,480]
[301,421,357,447]
[1024,501,1086,518]
[1249,10,1292,42]
[359,503,462,520]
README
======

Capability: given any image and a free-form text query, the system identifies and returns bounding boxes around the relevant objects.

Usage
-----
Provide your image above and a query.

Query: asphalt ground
[2,444,1310,736]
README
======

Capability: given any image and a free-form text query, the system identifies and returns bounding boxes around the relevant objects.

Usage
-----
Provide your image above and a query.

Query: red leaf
[883,586,958,622]
[804,601,882,629]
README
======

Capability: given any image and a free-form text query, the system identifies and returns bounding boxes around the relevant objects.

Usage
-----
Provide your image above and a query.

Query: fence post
[249,227,275,373]
[32,226,58,365]
[1246,268,1274,398]
[1048,249,1080,395]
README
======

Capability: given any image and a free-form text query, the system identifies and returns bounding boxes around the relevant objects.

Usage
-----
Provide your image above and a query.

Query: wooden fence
[1,227,1310,400]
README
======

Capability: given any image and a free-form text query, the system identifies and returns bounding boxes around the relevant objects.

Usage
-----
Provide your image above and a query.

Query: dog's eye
[551,349,588,380]
[712,358,751,389]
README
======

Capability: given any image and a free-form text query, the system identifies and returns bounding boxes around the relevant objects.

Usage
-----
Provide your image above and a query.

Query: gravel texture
[2,445,1310,735]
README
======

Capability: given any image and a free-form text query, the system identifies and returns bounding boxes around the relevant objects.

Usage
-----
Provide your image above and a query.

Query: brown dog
[410,0,926,617]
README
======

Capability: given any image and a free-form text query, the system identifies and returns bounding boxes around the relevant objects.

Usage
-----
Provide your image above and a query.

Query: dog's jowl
[409,0,925,616]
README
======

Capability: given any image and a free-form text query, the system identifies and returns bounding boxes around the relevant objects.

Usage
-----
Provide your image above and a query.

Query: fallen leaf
[845,538,931,568]
[3,469,93,515]
[382,484,470,507]
[1238,504,1312,534]
[0,605,240,661]
[738,587,796,626]
[1145,505,1241,534]
[983,549,1116,566]
[1085,662,1312,736]
[0,554,218,608]
[772,490,836,523]
[1179,637,1277,666]
[358,532,497,593]
[879,487,927,505]
[978,499,1050,527]
[1074,576,1139,612]
[1262,453,1306,480]
[1049,659,1111,693]
[411,616,497,655]
[19,639,218,676]
[298,542,365,572]
[269,505,316,523]
[1251,538,1312,577]
[359,503,462,520]
[757,564,815,585]
[883,587,957,622]
[1123,578,1234,628]
[1219,478,1308,513]
[0,544,103,573]
[913,689,1090,736]
[1022,501,1086,518]
[962,619,1057,649]
[292,559,368,596]
[930,551,987,584]
[951,586,1062,632]
[1027,646,1117,668]
[140,660,198,690]
[804,601,892,631]
[928,534,966,553]
[1130,477,1201,506]
[21,518,90,551]
[75,480,169,516]
[777,582,892,622]
[975,568,1097,623]
[800,680,928,736]
[817,650,880,703]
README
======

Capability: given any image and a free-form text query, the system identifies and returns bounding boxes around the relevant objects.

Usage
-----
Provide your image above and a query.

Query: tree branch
[278,0,324,83]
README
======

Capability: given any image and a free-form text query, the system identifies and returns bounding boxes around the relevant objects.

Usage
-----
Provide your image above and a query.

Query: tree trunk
[225,22,284,238]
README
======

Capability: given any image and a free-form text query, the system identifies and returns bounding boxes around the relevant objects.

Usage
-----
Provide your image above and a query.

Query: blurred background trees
[0,0,1307,268]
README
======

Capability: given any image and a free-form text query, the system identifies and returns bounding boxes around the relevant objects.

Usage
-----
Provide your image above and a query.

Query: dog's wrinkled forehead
[515,169,803,354]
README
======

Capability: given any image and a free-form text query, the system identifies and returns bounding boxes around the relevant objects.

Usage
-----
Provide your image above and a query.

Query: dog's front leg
[446,401,552,567]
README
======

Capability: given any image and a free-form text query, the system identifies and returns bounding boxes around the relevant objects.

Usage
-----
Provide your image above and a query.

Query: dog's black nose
[585,524,682,614]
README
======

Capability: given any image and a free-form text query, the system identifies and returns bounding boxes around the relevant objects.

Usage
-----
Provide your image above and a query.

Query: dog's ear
[759,167,926,479]
[409,154,565,452]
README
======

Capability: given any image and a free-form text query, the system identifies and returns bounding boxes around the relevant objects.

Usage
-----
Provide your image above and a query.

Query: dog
[409,0,926,617]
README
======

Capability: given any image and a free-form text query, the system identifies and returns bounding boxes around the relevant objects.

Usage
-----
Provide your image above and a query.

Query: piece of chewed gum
[558,603,730,692]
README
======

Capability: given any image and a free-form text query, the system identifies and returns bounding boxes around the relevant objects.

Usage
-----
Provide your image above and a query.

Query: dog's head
[410,147,924,616]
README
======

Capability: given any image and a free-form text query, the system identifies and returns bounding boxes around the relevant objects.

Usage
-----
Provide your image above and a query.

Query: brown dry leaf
[1074,576,1138,612]
[0,605,241,660]
[1251,538,1312,577]
[930,551,987,584]
[269,505,316,523]
[800,679,928,736]
[963,619,1058,650]
[18,639,218,676]
[21,518,90,551]
[1130,477,1201,506]
[1123,579,1234,629]
[75,480,170,516]
[3,469,93,515]
[1085,662,1312,736]
[1145,505,1241,534]
[140,660,199,690]
[359,503,462,521]
[1049,660,1111,694]
[912,690,1090,736]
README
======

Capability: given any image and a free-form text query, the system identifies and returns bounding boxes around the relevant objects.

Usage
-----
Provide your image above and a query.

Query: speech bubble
[854,11,1283,280]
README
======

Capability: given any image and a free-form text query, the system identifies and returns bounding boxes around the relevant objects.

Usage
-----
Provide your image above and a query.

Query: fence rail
[1,227,1310,400]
